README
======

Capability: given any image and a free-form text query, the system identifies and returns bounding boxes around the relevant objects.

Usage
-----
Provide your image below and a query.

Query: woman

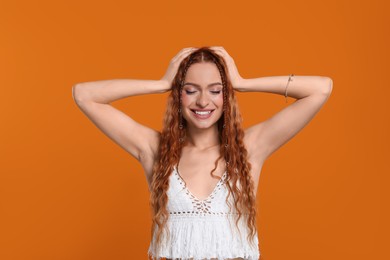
[72,46,333,260]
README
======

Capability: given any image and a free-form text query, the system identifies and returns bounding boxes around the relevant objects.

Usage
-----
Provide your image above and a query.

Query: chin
[187,120,222,130]
[195,124,217,129]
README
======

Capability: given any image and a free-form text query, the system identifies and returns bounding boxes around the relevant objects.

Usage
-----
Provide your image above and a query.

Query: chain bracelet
[285,74,295,103]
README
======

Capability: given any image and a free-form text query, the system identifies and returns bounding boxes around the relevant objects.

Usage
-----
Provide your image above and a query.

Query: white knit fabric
[148,165,260,260]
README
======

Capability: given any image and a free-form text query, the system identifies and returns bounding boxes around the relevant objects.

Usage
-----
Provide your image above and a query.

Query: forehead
[185,62,221,82]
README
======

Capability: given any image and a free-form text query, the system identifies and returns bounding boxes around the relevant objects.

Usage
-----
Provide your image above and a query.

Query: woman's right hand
[160,47,198,91]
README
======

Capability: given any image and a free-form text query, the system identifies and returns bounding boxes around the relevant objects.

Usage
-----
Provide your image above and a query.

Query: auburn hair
[149,46,258,255]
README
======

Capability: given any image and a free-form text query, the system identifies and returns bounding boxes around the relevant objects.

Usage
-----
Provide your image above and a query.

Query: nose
[196,92,210,107]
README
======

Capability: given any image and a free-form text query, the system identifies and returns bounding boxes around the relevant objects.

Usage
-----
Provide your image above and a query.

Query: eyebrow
[183,82,223,88]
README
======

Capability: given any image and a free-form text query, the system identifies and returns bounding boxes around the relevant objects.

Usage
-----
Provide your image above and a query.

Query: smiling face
[181,62,224,130]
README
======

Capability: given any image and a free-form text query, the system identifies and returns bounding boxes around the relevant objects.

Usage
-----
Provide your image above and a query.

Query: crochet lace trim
[173,166,228,213]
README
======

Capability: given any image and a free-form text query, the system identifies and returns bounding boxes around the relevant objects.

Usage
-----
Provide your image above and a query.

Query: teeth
[195,110,211,115]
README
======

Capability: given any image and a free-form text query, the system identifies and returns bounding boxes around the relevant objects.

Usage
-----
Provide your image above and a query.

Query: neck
[184,124,220,150]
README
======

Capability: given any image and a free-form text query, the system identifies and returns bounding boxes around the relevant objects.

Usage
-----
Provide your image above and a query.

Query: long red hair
[149,46,258,256]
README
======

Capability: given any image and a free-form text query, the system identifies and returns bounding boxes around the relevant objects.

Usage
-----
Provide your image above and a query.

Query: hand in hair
[160,47,198,90]
[210,46,245,91]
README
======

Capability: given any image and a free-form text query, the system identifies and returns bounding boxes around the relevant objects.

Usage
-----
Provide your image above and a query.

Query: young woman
[72,46,333,260]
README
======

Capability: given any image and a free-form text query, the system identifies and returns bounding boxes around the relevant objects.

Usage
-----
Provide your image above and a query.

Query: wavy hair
[149,46,258,256]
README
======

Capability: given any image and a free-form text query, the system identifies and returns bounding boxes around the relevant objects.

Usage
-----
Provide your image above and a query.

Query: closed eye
[185,90,221,95]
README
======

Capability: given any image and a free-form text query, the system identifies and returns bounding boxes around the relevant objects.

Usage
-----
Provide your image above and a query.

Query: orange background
[1,0,388,259]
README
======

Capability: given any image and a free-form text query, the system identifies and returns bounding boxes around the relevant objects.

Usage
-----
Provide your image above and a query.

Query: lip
[191,109,215,119]
[190,109,215,112]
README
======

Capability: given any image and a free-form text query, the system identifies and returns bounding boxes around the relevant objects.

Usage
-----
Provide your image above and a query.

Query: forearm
[73,79,170,104]
[237,75,333,99]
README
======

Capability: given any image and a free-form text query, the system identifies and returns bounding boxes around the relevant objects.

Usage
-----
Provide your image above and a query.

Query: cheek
[213,94,224,106]
[181,93,191,106]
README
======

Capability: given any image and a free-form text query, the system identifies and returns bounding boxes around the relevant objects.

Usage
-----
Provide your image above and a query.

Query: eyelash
[185,90,221,95]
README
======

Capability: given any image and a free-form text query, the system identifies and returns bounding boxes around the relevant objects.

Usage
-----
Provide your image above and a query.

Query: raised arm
[72,47,198,171]
[72,79,168,164]
[239,75,333,162]
[210,46,333,164]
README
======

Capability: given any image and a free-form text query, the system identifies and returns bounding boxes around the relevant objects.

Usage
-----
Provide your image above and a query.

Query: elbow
[72,83,88,104]
[327,77,333,94]
[72,84,81,103]
[318,76,333,96]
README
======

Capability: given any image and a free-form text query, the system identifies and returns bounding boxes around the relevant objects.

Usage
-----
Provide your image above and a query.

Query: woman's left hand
[210,46,245,91]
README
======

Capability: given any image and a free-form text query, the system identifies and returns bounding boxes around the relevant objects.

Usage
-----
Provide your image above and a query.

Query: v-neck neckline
[173,164,227,202]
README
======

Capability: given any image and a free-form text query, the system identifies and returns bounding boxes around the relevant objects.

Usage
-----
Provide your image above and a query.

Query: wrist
[157,79,171,93]
[235,78,248,92]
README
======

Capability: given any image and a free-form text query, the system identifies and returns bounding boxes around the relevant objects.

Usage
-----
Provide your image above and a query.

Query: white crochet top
[147,165,260,260]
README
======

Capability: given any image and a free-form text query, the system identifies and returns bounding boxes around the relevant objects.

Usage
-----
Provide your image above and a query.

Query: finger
[179,48,196,58]
[172,48,196,64]
[214,47,230,56]
[179,47,197,56]
[182,47,197,53]
[176,48,193,59]
[212,48,227,57]
[211,47,225,53]
[173,48,195,61]
[211,46,223,50]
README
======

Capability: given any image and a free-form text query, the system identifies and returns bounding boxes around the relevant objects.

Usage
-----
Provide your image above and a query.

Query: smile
[190,109,215,119]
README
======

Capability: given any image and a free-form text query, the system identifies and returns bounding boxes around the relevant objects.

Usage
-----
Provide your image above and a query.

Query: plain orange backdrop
[0,0,388,259]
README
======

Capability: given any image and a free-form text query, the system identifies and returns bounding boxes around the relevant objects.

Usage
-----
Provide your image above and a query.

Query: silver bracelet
[285,74,294,103]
